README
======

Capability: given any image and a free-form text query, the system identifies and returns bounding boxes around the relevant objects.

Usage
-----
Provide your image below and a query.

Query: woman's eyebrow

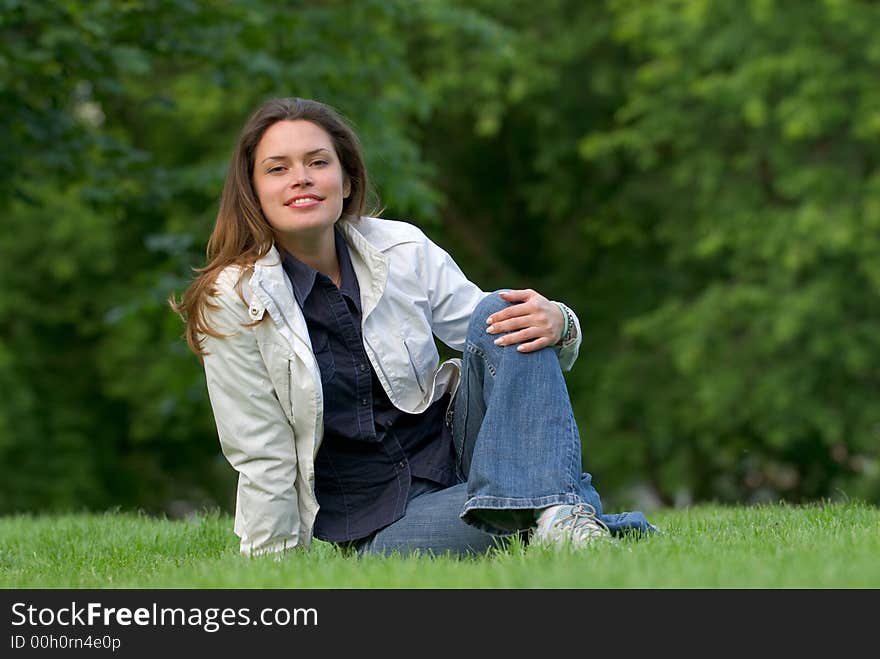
[260,148,331,164]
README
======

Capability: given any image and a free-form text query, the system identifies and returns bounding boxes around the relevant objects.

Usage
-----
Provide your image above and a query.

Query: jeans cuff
[460,493,582,534]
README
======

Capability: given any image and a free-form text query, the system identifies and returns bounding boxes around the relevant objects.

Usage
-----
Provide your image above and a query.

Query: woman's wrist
[553,302,576,347]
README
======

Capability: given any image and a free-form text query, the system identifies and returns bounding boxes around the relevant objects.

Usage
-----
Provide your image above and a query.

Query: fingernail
[486,326,494,334]
[486,317,492,324]
[494,337,502,345]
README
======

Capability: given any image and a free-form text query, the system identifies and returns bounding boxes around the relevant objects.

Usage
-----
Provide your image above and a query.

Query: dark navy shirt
[281,229,456,543]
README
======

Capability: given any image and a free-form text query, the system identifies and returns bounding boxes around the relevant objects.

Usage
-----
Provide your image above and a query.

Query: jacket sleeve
[417,232,487,352]
[419,232,582,371]
[553,304,582,372]
[201,270,300,556]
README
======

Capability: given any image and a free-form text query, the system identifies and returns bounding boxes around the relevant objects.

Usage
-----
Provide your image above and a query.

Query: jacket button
[359,364,367,373]
[360,398,368,406]
[249,307,261,317]
[398,461,406,470]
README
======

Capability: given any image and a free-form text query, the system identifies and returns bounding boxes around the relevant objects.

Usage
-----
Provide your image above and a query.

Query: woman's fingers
[514,336,554,353]
[491,326,545,347]
[498,289,534,303]
[485,288,564,349]
[486,290,535,326]
[487,313,550,336]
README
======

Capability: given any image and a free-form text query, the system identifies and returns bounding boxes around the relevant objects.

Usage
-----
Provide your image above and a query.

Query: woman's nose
[290,168,312,187]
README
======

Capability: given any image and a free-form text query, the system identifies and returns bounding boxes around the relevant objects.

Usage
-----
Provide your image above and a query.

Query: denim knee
[467,290,512,338]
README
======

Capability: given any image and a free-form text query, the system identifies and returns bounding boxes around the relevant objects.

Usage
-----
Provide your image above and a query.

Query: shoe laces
[553,502,610,539]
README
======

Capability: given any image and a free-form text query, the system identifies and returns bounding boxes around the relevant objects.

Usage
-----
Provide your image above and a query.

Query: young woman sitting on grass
[172,97,654,557]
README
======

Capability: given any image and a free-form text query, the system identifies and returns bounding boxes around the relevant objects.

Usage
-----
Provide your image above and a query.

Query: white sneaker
[532,503,611,547]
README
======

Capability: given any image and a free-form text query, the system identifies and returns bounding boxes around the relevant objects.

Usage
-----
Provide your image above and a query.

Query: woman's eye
[310,160,328,167]
[267,166,286,174]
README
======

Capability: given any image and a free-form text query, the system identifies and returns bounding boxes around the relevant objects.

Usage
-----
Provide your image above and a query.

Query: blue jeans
[355,292,651,557]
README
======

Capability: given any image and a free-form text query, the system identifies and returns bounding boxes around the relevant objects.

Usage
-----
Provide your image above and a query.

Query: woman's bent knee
[469,291,513,333]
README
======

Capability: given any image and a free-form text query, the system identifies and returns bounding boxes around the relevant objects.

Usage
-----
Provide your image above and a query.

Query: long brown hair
[171,97,372,355]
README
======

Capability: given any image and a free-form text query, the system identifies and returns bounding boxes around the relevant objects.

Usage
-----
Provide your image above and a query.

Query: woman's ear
[343,175,352,199]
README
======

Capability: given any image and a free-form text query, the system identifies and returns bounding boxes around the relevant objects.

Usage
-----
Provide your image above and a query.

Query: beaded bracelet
[554,302,571,346]
[562,305,576,345]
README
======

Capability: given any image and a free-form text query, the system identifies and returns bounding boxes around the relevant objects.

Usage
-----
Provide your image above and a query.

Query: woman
[173,97,653,557]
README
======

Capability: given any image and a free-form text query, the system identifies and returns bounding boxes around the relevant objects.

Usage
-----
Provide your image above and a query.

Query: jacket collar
[338,220,388,320]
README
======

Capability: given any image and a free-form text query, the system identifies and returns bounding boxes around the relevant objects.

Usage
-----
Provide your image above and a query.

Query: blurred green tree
[415,0,880,505]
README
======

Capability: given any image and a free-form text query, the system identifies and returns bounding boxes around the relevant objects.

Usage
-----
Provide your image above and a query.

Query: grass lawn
[1,501,877,588]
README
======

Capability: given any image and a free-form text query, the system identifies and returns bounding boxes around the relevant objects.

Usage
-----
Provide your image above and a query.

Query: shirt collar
[281,249,318,308]
[280,227,361,312]
[336,229,361,312]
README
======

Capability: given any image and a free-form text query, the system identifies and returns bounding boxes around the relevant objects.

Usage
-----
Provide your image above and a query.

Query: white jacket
[202,217,582,555]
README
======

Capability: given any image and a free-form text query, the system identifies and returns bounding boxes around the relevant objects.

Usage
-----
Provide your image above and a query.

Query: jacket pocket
[403,338,428,396]
[257,339,294,423]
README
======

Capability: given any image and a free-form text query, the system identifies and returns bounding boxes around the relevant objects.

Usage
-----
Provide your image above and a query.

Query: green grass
[2,501,878,588]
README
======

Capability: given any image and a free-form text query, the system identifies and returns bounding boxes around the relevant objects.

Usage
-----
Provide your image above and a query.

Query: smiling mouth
[286,197,323,207]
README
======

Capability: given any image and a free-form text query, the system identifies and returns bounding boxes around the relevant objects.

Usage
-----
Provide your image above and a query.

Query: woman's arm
[202,269,301,556]
[418,233,488,352]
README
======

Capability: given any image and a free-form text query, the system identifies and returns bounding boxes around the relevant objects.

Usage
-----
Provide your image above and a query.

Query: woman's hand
[485,289,565,352]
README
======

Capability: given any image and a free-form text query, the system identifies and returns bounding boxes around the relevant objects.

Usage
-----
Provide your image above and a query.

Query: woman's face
[252,119,351,245]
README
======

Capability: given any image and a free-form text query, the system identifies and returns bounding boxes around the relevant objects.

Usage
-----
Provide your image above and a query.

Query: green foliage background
[2,0,878,515]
